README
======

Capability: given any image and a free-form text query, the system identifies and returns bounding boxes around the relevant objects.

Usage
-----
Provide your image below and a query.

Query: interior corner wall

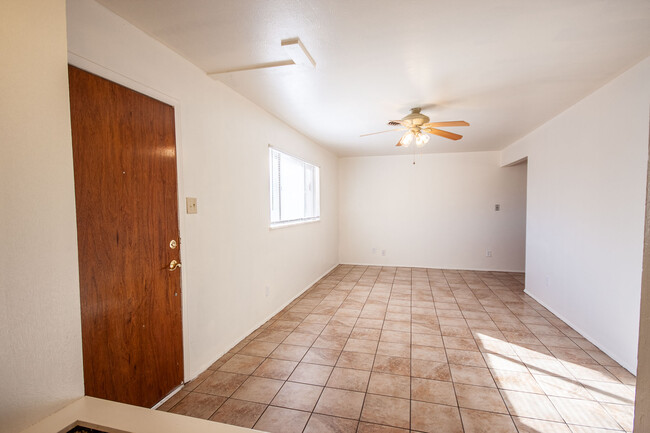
[65,0,339,380]
[338,151,527,271]
[0,1,85,432]
[501,56,650,373]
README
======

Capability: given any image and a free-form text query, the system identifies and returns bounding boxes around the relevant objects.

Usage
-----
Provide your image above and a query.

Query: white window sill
[270,218,320,230]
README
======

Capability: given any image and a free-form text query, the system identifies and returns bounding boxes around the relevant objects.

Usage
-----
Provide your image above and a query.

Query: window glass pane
[280,153,305,221]
[270,150,281,222]
[304,164,314,218]
[269,148,320,225]
[314,166,320,218]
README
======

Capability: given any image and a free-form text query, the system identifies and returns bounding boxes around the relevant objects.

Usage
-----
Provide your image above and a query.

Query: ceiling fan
[361,107,469,147]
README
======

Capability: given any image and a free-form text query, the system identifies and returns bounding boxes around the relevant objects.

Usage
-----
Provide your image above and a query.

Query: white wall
[501,57,650,372]
[0,1,85,432]
[339,152,527,271]
[66,0,339,380]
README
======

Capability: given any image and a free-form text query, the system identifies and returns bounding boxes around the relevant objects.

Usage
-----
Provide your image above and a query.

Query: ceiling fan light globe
[415,132,429,146]
[402,131,414,146]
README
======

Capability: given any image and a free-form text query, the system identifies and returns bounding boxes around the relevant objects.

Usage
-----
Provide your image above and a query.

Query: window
[270,147,320,226]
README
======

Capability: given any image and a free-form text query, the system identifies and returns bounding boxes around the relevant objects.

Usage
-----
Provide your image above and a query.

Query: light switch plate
[186,197,198,214]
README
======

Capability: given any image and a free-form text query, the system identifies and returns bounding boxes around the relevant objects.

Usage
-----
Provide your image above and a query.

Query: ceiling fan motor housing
[401,107,430,127]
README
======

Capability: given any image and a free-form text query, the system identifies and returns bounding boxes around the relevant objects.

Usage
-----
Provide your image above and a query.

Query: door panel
[68,65,183,407]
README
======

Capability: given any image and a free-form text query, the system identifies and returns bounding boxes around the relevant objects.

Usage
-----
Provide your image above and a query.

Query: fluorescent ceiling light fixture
[208,37,315,77]
[281,38,316,68]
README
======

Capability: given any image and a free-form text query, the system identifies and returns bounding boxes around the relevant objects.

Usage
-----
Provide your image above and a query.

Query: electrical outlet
[382,249,386,256]
[186,197,198,214]
[495,204,501,211]
[372,247,377,254]
[486,249,492,257]
[265,286,270,297]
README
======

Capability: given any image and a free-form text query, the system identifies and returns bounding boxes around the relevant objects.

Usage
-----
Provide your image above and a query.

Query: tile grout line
[353,265,382,433]
[312,264,369,430]
[296,263,358,433]
[470,271,517,424]
[442,269,467,433]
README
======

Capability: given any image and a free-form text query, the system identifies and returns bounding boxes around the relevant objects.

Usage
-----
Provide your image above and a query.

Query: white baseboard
[185,263,339,382]
[152,385,183,409]
[340,262,525,273]
[524,289,636,375]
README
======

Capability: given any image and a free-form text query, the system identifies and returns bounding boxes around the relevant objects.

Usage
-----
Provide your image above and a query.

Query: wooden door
[68,65,183,408]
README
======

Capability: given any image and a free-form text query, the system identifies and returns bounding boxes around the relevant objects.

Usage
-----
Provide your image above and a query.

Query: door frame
[68,53,192,385]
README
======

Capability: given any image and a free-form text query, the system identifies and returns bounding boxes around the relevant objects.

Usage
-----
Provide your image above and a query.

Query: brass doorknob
[168,259,181,271]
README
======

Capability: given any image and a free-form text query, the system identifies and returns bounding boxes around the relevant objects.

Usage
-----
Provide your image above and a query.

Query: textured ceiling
[96,0,650,156]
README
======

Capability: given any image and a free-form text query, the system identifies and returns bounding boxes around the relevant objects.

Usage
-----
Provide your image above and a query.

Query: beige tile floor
[158,265,637,432]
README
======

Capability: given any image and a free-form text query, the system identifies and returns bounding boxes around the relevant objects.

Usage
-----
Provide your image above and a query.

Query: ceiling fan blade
[360,128,405,137]
[395,140,403,147]
[424,128,463,141]
[422,121,469,128]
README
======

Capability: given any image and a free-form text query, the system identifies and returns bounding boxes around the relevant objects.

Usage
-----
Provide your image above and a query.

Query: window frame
[269,146,321,228]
